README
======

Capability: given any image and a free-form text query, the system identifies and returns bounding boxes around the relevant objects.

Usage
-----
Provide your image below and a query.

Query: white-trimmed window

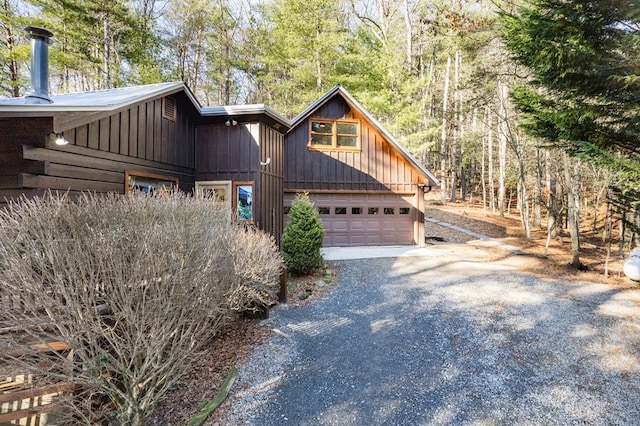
[195,181,232,207]
[309,119,360,151]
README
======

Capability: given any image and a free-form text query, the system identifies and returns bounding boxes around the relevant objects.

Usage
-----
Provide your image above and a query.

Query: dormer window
[309,119,360,151]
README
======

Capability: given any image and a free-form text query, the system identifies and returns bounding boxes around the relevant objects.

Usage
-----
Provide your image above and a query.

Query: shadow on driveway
[225,250,640,425]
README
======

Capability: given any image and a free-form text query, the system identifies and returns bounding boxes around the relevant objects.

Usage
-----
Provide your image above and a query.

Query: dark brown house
[1,28,439,248]
[284,85,439,247]
[0,82,291,242]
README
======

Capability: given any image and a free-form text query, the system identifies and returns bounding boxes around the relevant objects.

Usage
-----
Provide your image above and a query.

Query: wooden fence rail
[0,321,71,426]
[0,378,69,425]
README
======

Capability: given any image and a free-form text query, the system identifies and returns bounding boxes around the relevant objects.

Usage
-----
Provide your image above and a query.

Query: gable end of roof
[289,85,439,186]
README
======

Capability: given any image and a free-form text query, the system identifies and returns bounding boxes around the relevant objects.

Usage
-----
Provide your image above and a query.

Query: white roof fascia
[291,85,439,185]
[0,81,198,112]
[201,104,291,128]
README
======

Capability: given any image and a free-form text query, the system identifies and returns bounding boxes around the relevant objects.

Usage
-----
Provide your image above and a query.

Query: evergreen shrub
[282,193,324,275]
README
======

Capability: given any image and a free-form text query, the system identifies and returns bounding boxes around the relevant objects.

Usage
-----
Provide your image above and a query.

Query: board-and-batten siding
[195,123,260,182]
[284,97,419,194]
[58,97,196,191]
[259,124,284,244]
[0,97,197,201]
[195,122,284,244]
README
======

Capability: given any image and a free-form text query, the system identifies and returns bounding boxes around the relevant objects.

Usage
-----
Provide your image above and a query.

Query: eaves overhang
[0,82,292,134]
[200,104,291,133]
[0,82,198,133]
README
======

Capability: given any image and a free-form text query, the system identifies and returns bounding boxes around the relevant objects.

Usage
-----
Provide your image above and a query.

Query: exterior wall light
[52,133,68,145]
[417,183,431,193]
[260,157,271,166]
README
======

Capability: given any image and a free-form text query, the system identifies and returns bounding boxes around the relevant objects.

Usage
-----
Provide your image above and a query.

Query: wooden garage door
[285,193,416,247]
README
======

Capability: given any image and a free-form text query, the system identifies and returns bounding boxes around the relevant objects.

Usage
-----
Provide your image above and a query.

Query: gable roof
[0,81,291,133]
[291,85,438,186]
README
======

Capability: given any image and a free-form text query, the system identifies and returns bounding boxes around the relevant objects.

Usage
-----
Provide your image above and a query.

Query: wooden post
[278,268,287,304]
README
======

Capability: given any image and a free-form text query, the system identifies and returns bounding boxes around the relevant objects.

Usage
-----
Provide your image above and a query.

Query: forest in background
[1,0,639,267]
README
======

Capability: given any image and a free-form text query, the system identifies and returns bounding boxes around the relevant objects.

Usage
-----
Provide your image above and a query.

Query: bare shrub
[0,191,282,425]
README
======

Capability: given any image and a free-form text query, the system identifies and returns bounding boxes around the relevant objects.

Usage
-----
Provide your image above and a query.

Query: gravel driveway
[222,247,640,425]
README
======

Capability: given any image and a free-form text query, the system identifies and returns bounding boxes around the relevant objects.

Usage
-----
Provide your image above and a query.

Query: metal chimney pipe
[25,26,53,104]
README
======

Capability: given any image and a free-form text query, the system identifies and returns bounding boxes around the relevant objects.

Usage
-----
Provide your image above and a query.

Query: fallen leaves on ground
[425,197,633,287]
[145,318,270,425]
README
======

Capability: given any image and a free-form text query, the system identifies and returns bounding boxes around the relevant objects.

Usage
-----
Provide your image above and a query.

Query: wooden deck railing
[0,374,70,424]
[0,306,72,426]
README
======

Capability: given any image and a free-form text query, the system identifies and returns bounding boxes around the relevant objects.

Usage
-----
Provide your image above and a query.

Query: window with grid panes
[309,119,360,150]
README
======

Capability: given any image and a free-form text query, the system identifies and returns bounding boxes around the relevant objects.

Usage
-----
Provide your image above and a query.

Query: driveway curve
[223,246,640,425]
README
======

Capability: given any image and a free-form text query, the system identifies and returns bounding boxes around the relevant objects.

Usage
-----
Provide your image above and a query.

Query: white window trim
[195,180,232,209]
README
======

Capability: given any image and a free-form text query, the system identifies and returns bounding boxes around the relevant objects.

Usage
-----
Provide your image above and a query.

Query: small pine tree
[282,193,324,275]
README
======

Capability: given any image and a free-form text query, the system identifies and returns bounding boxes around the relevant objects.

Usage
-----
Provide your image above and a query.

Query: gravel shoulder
[219,250,640,425]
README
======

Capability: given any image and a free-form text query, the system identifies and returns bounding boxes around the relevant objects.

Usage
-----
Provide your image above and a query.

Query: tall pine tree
[499,0,640,199]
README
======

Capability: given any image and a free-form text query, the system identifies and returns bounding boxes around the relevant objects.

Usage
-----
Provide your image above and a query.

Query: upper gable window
[309,119,360,151]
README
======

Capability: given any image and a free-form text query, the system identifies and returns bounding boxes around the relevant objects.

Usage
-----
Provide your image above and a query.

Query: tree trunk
[634,205,640,249]
[103,10,112,89]
[563,151,581,268]
[440,55,451,205]
[403,0,412,71]
[450,169,457,202]
[488,108,495,213]
[619,205,627,256]
[517,159,531,239]
[191,27,204,95]
[2,0,20,97]
[497,83,508,218]
[592,181,608,237]
[544,150,558,254]
[224,45,231,105]
[450,49,461,203]
[533,148,542,228]
[315,27,322,90]
[460,167,467,201]
[481,107,488,213]
[423,50,436,120]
